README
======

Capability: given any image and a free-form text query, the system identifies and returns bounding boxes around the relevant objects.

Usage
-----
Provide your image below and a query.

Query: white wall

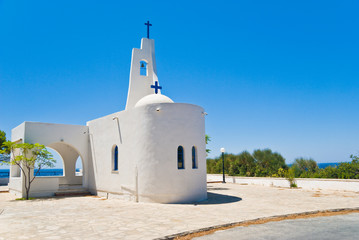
[135,103,207,203]
[8,177,22,197]
[207,174,359,192]
[87,102,207,203]
[30,177,59,197]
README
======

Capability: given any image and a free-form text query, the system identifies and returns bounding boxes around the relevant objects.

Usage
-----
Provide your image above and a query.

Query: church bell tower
[125,21,161,110]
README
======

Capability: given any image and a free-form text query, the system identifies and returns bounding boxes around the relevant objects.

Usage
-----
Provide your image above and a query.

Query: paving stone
[1,183,359,239]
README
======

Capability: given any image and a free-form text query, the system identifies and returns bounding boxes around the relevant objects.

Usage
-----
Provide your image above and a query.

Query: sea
[286,162,343,169]
[0,169,69,178]
[0,163,345,178]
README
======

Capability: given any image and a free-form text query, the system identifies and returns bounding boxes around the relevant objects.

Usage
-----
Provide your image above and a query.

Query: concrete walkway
[0,183,359,240]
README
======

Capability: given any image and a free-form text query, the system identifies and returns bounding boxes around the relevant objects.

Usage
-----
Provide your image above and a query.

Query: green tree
[0,130,8,162]
[318,166,338,179]
[292,158,319,178]
[205,135,211,154]
[253,149,287,177]
[1,142,55,200]
[336,155,359,179]
[0,130,6,149]
[228,151,256,176]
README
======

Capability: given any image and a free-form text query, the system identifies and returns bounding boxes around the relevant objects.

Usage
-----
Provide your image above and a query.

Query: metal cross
[151,81,162,94]
[144,21,152,39]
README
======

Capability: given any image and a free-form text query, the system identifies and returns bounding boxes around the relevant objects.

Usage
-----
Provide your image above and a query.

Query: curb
[154,207,359,240]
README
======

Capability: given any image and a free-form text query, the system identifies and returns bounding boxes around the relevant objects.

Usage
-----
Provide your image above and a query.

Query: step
[57,187,88,192]
[58,184,84,190]
[55,184,91,196]
[55,191,91,197]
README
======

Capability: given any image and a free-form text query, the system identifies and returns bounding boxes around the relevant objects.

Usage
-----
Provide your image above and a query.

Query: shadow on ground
[207,187,230,191]
[195,192,242,205]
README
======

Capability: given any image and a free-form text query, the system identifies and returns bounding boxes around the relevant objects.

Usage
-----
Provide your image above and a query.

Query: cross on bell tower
[144,21,152,39]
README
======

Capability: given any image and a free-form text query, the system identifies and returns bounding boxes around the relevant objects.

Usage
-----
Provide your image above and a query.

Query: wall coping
[207,174,359,183]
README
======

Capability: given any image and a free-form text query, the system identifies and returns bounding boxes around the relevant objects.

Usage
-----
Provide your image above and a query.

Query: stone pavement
[193,213,359,240]
[0,183,359,240]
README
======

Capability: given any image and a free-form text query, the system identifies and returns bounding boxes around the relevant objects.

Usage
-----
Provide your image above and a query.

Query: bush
[285,168,297,188]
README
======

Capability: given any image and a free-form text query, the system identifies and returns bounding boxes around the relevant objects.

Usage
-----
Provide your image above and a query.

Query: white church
[8,29,208,203]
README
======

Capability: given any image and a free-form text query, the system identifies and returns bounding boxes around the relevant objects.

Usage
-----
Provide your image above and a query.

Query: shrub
[285,168,297,188]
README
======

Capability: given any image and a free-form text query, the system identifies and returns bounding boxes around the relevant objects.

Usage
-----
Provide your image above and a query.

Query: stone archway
[47,142,84,187]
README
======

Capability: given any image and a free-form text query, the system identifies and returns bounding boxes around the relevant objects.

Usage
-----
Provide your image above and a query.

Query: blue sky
[0,0,358,166]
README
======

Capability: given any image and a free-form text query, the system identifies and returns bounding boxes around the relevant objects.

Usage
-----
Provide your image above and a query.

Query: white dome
[135,94,174,107]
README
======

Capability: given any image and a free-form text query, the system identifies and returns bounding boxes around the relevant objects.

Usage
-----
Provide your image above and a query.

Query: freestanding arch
[8,122,90,198]
[47,142,84,186]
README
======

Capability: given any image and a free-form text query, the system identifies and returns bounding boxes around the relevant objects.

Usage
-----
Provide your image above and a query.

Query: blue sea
[317,163,343,169]
[286,162,343,169]
[0,168,66,178]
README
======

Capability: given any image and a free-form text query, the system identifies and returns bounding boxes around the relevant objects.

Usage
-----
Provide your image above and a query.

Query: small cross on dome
[151,81,162,94]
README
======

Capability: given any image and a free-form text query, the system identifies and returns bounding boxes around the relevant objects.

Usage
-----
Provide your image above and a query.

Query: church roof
[135,94,174,107]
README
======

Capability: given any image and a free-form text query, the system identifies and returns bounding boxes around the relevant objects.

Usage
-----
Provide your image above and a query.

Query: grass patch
[15,197,35,200]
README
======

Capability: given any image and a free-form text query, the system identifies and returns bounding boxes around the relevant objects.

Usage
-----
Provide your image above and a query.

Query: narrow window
[140,61,147,76]
[113,145,118,171]
[177,146,184,169]
[192,146,197,169]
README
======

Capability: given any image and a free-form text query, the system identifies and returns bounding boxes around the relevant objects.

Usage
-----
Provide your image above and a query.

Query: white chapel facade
[9,32,208,203]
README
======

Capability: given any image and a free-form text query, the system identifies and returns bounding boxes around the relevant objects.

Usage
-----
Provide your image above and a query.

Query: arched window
[192,146,197,169]
[140,61,147,76]
[177,146,184,169]
[113,145,118,171]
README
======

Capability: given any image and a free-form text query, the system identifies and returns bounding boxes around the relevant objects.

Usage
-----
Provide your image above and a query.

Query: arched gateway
[9,122,89,198]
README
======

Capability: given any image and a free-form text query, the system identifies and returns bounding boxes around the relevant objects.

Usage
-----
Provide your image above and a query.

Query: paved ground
[0,183,359,240]
[194,213,359,240]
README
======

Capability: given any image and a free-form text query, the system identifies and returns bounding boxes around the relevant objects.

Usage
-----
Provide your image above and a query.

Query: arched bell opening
[140,60,148,76]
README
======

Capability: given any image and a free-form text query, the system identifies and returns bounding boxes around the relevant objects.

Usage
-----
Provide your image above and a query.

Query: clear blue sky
[0,0,358,165]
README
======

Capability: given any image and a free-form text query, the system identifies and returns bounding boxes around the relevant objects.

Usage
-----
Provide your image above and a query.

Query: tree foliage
[207,148,287,177]
[253,149,287,177]
[0,130,6,149]
[291,158,319,178]
[205,135,211,154]
[1,141,55,199]
[0,130,8,162]
[207,148,359,180]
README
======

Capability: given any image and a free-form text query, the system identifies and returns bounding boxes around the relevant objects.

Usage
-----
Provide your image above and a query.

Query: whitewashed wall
[207,174,359,192]
[87,102,207,203]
